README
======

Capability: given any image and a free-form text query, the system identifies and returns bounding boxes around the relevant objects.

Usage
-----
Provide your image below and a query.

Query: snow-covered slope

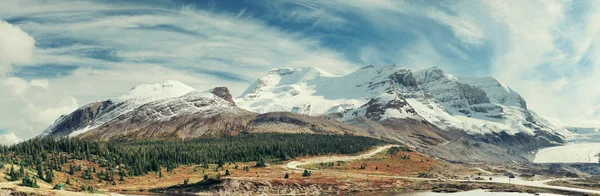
[411,67,570,136]
[237,65,421,121]
[236,65,570,139]
[40,80,196,138]
[41,81,364,140]
[534,143,600,163]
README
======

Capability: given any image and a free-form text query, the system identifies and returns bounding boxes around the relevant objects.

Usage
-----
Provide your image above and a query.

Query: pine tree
[87,185,94,193]
[255,157,266,167]
[203,174,209,181]
[217,159,224,168]
[36,163,43,178]
[69,165,74,175]
[302,169,311,177]
[18,164,24,177]
[159,171,163,178]
[225,170,230,176]
[45,169,54,183]
[284,173,289,179]
[9,165,18,181]
[183,178,189,185]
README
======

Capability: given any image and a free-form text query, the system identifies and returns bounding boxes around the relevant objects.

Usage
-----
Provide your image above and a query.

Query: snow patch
[534,143,600,163]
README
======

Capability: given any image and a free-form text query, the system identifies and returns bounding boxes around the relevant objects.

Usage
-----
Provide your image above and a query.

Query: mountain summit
[41,81,362,140]
[235,65,571,163]
[237,65,568,137]
[42,65,572,163]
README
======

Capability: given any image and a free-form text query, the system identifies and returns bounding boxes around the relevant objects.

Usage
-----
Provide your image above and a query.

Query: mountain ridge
[40,65,573,163]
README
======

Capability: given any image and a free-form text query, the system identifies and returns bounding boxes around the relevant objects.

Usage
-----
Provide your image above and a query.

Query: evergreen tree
[255,157,266,167]
[36,163,43,178]
[302,169,311,177]
[18,164,24,177]
[9,165,18,181]
[21,173,39,188]
[284,173,289,179]
[225,170,230,176]
[69,165,74,175]
[45,169,54,183]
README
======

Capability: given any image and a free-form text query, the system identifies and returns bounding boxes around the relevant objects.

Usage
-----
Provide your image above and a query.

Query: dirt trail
[285,145,600,195]
[285,144,400,171]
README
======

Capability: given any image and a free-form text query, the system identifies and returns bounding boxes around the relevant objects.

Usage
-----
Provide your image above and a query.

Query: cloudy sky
[1,0,599,144]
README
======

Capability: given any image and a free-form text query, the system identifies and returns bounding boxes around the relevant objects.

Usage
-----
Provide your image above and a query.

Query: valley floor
[2,145,600,195]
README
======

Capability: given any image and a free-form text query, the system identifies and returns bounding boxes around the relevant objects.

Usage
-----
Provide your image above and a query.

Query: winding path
[284,145,600,195]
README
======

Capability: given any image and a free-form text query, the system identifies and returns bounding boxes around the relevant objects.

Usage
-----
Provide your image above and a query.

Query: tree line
[0,133,385,181]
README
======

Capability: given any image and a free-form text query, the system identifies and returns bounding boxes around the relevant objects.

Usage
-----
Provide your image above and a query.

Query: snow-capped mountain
[235,65,572,162]
[41,81,363,140]
[41,80,196,138]
[41,65,574,163]
[236,65,570,138]
[237,65,421,121]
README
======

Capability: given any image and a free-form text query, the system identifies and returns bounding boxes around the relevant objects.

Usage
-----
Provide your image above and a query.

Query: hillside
[235,65,571,163]
[40,82,367,141]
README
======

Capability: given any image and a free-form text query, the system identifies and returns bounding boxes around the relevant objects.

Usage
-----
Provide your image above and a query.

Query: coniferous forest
[0,133,385,183]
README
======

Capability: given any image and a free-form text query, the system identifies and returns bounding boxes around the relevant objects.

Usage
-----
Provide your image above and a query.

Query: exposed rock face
[234,65,571,163]
[41,65,574,163]
[211,87,236,106]
[42,100,113,137]
[42,84,366,141]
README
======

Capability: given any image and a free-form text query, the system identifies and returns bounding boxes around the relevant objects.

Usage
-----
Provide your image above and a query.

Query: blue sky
[1,0,600,143]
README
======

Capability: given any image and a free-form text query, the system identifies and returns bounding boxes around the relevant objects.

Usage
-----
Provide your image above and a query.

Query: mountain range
[41,65,576,163]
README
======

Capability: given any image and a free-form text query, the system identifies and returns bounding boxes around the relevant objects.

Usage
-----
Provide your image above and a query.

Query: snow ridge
[236,65,570,138]
[40,81,240,138]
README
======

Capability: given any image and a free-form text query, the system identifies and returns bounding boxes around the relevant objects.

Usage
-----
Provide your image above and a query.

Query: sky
[1,0,600,144]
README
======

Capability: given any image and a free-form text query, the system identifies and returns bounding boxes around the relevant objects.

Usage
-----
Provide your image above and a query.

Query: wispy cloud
[1,0,600,142]
[0,0,359,141]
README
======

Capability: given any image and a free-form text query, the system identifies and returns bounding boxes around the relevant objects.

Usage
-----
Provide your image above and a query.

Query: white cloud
[0,19,77,143]
[0,20,35,76]
[479,0,600,127]
[0,77,79,143]
[4,0,357,90]
[0,132,21,146]
[0,0,599,143]
[0,0,362,141]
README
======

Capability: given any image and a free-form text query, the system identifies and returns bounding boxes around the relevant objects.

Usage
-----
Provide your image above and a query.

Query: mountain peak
[210,87,236,105]
[118,80,196,102]
[414,66,455,84]
[266,66,334,78]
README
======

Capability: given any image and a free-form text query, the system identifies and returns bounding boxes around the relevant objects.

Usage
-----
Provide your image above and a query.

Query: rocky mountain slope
[41,81,364,141]
[41,65,574,163]
[235,65,572,163]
